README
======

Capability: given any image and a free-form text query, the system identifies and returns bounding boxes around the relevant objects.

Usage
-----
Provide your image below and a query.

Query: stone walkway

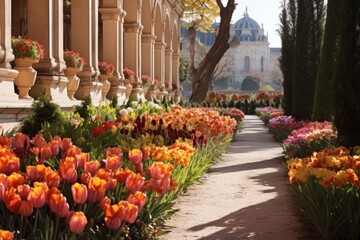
[161,115,317,240]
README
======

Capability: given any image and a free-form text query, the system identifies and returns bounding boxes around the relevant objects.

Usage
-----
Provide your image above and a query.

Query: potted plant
[11,36,45,100]
[98,61,115,101]
[63,49,86,100]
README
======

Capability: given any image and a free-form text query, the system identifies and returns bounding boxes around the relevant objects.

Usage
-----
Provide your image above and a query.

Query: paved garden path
[162,115,318,240]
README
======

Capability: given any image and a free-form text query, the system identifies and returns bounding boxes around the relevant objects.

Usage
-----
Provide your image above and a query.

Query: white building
[181,8,282,91]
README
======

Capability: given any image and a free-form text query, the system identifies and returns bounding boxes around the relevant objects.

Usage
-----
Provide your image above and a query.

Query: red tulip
[69,211,87,234]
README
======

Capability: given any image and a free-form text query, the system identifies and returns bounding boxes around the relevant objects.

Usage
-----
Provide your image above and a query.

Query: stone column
[27,0,70,104]
[71,0,102,105]
[172,52,181,103]
[99,7,127,104]
[165,48,173,88]
[141,34,156,80]
[0,0,19,103]
[123,22,144,102]
[154,41,165,83]
[154,41,166,101]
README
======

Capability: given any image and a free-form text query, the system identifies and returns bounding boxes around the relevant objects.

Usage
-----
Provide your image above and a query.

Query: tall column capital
[142,34,156,43]
[155,41,166,49]
[124,22,143,33]
[165,48,173,56]
[99,8,125,21]
[172,52,180,59]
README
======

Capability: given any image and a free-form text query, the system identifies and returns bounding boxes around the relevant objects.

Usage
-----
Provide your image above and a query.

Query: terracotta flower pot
[64,67,82,100]
[98,74,111,101]
[13,57,39,100]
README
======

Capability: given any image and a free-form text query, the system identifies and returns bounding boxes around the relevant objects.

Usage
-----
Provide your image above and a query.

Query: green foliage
[333,0,360,147]
[241,76,260,91]
[312,0,340,121]
[292,0,325,121]
[292,178,360,240]
[74,96,95,120]
[20,91,64,137]
[279,0,296,115]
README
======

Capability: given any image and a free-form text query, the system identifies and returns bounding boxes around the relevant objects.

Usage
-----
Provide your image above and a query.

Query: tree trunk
[189,0,237,102]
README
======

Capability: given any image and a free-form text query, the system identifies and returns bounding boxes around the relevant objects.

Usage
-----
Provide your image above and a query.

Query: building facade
[181,8,282,91]
[0,0,184,130]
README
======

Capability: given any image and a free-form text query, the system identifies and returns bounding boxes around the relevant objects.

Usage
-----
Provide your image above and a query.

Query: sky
[231,0,283,48]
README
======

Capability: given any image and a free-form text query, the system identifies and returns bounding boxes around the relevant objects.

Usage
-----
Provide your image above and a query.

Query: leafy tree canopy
[182,0,220,32]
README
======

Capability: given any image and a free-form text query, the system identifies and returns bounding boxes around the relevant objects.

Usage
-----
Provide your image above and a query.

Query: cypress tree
[312,0,340,121]
[292,0,325,120]
[279,0,296,115]
[334,0,360,147]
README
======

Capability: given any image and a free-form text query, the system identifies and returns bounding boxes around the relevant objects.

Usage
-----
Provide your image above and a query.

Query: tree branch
[216,0,224,9]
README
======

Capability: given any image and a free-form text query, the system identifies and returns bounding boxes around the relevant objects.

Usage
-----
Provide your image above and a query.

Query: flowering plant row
[288,147,360,239]
[282,121,337,159]
[11,36,45,61]
[64,49,86,69]
[0,98,240,239]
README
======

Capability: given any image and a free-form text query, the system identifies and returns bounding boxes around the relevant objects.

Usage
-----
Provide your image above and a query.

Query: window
[244,56,250,71]
[261,56,264,72]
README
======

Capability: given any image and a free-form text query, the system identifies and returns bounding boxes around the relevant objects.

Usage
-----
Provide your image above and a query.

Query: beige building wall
[0,0,184,132]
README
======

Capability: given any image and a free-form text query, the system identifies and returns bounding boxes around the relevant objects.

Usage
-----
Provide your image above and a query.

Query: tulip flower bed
[288,147,360,240]
[0,100,240,239]
[255,107,284,125]
[282,121,337,159]
[203,91,283,115]
[268,116,306,142]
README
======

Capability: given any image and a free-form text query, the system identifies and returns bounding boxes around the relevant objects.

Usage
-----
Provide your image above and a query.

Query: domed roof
[233,7,267,42]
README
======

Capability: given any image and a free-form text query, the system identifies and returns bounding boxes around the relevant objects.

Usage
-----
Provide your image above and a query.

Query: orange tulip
[95,168,113,189]
[153,177,170,195]
[0,136,11,146]
[59,158,77,183]
[129,149,142,165]
[114,168,133,183]
[75,152,90,169]
[0,174,6,200]
[6,172,26,189]
[26,166,39,181]
[87,177,106,202]
[39,145,52,164]
[49,139,60,156]
[65,146,82,158]
[0,229,14,240]
[71,183,88,204]
[48,192,69,218]
[61,138,73,152]
[123,203,138,223]
[148,162,173,180]
[4,187,21,213]
[125,173,144,193]
[104,202,126,229]
[44,168,60,188]
[142,146,150,161]
[84,160,100,176]
[28,185,46,208]
[104,156,121,172]
[0,148,20,175]
[69,211,87,234]
[106,147,123,159]
[80,172,91,185]
[127,191,147,210]
[100,196,111,211]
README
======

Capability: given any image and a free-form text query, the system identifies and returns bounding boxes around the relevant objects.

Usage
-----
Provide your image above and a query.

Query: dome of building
[234,7,267,42]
